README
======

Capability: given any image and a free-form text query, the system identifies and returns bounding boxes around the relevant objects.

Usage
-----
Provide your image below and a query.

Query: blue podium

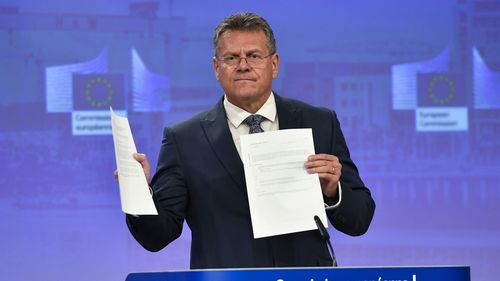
[126,265,470,281]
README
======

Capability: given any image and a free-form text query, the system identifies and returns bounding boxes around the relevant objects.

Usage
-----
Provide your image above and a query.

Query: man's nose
[236,57,251,71]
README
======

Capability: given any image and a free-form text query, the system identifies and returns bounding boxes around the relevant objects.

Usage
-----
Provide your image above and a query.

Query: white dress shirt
[223,92,279,156]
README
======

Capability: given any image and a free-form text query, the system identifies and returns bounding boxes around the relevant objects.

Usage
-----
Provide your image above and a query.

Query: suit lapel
[275,94,302,130]
[201,99,246,192]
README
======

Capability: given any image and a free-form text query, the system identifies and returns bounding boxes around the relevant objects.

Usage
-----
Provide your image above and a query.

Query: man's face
[213,30,279,111]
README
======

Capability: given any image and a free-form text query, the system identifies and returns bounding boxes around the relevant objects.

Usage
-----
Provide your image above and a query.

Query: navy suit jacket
[126,94,375,269]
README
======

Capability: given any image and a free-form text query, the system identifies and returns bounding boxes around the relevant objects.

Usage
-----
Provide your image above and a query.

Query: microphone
[314,215,338,267]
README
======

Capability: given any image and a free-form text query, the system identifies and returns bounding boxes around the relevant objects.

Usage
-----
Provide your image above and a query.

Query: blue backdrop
[1,0,499,280]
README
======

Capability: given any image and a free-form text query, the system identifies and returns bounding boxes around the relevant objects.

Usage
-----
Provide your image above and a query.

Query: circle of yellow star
[427,74,455,105]
[84,76,114,108]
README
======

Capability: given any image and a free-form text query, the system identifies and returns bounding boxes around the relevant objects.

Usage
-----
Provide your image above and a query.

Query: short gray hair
[213,12,277,58]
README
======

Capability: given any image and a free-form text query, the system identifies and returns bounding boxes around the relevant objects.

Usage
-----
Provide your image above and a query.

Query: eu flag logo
[73,74,126,110]
[417,73,466,107]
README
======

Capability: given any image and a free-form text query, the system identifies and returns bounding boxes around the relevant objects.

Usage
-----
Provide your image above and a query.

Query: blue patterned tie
[243,114,265,134]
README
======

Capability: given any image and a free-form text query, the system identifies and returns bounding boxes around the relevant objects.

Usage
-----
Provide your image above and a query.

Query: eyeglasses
[217,53,274,68]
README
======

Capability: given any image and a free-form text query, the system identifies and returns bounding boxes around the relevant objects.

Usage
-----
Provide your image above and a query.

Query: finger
[308,154,338,162]
[304,160,342,173]
[134,153,151,167]
[307,163,342,176]
[329,162,342,172]
[318,172,338,181]
[308,167,336,175]
[304,160,331,169]
[133,153,147,162]
[306,164,335,174]
[114,169,119,183]
[319,170,342,184]
[133,153,151,184]
[307,155,339,171]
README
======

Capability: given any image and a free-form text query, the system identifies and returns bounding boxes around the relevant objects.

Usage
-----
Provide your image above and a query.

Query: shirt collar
[223,92,277,128]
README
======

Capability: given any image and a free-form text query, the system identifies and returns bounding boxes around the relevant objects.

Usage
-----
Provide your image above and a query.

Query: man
[122,12,375,269]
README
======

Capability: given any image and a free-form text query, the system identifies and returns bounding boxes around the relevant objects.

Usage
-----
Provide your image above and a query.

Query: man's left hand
[305,154,342,198]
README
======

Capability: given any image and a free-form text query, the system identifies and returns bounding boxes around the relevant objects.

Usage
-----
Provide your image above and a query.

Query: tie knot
[243,114,265,134]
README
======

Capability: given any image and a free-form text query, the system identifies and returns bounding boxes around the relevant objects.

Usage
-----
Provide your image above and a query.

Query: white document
[240,128,327,238]
[110,108,158,215]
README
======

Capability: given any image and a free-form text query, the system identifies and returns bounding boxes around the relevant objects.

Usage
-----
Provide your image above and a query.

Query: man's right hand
[114,153,152,185]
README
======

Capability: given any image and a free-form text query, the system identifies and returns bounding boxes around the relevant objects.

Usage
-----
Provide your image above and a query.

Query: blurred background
[0,0,499,280]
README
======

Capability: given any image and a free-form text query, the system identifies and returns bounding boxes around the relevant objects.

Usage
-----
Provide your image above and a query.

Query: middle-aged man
[123,12,375,269]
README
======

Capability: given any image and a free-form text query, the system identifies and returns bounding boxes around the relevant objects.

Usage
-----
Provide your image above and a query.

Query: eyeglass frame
[215,53,275,68]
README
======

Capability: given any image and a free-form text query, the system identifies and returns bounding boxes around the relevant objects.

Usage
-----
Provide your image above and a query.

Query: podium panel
[126,265,470,281]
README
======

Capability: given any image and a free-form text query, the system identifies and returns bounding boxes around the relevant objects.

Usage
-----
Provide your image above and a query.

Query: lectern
[126,265,470,281]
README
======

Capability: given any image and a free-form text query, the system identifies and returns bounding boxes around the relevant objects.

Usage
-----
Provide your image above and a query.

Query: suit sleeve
[326,111,375,236]
[125,127,188,252]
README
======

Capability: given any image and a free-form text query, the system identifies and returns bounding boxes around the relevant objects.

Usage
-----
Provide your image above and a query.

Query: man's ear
[213,57,220,81]
[271,53,280,78]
